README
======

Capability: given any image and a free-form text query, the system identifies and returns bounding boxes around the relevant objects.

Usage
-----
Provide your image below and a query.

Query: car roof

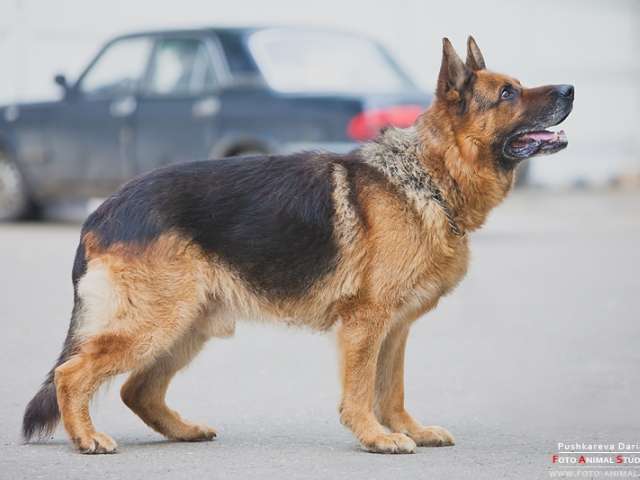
[109,25,371,42]
[109,26,253,40]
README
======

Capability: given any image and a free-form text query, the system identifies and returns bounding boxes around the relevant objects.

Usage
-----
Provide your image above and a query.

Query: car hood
[0,99,63,127]
[1,98,62,113]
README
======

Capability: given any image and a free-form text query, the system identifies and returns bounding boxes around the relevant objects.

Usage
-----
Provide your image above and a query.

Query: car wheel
[0,151,30,221]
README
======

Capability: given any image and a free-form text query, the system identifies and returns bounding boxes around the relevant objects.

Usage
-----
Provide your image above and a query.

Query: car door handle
[110,96,137,118]
[192,97,220,118]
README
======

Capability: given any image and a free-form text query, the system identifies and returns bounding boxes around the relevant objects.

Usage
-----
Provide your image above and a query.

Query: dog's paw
[75,431,118,454]
[409,425,455,447]
[362,432,416,454]
[172,424,217,442]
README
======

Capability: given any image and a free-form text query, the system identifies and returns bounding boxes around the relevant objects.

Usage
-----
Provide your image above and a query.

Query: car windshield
[248,29,415,94]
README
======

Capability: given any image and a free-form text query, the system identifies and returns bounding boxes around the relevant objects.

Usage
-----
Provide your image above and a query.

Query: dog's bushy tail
[23,243,86,442]
[22,375,60,441]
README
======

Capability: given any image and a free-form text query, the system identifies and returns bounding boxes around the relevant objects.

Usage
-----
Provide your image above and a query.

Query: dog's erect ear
[437,38,473,101]
[466,35,486,71]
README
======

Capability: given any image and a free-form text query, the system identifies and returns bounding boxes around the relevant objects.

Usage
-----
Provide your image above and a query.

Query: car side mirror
[54,74,70,95]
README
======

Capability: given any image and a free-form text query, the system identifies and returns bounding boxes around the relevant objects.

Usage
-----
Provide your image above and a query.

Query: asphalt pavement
[1,190,639,479]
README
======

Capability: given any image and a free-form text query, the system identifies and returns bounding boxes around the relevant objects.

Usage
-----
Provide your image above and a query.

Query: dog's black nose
[556,84,574,99]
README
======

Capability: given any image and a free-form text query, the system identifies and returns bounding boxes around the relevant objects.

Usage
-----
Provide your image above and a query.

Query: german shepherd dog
[23,37,573,454]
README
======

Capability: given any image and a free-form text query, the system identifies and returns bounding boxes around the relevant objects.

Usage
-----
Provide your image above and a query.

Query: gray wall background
[1,0,638,186]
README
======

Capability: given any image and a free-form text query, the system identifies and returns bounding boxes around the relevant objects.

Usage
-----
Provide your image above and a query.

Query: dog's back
[84,154,342,298]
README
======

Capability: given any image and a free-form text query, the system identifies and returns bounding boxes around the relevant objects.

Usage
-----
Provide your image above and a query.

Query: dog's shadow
[21,432,451,455]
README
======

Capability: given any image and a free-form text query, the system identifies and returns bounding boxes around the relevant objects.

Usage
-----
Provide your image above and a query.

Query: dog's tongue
[509,129,569,157]
[520,130,566,142]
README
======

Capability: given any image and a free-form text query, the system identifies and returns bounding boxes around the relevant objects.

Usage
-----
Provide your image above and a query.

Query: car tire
[0,150,32,221]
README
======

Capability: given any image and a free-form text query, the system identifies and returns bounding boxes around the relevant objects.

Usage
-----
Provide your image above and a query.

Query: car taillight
[347,105,423,142]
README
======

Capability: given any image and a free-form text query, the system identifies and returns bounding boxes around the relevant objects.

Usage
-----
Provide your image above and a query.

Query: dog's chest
[394,238,470,320]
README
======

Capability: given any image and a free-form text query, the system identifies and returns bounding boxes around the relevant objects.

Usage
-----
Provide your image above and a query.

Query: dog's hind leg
[54,235,215,454]
[374,321,455,447]
[55,319,209,453]
[54,332,139,454]
[120,329,216,442]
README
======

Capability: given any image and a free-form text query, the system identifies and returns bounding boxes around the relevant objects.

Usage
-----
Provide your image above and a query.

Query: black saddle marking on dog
[83,153,346,298]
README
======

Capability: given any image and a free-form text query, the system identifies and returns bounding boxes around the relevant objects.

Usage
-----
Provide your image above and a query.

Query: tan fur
[51,37,561,455]
[55,127,487,454]
[120,324,216,442]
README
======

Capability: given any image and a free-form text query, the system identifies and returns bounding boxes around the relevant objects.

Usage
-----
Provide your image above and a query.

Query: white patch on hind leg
[76,262,121,338]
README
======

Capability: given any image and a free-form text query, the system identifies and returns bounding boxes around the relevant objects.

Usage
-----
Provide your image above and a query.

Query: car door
[45,36,153,198]
[134,35,222,174]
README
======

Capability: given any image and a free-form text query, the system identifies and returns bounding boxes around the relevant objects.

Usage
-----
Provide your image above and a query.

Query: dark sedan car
[0,26,431,220]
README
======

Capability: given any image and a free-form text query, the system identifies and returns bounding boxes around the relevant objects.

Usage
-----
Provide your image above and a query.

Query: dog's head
[433,36,574,170]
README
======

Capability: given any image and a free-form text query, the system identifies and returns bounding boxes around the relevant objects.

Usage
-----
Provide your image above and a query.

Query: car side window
[146,38,217,96]
[80,37,153,98]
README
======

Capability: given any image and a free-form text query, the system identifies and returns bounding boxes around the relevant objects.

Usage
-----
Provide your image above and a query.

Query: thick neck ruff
[359,127,464,237]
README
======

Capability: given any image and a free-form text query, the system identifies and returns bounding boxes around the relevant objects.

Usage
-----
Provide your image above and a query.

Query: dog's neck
[417,104,515,232]
[361,114,513,235]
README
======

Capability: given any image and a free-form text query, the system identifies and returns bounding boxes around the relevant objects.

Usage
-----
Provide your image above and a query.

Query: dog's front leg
[375,322,455,447]
[337,306,416,454]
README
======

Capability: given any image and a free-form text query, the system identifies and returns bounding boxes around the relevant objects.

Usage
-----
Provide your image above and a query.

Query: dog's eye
[500,85,515,100]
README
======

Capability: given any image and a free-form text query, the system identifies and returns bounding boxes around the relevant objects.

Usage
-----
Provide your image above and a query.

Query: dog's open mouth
[505,129,568,159]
